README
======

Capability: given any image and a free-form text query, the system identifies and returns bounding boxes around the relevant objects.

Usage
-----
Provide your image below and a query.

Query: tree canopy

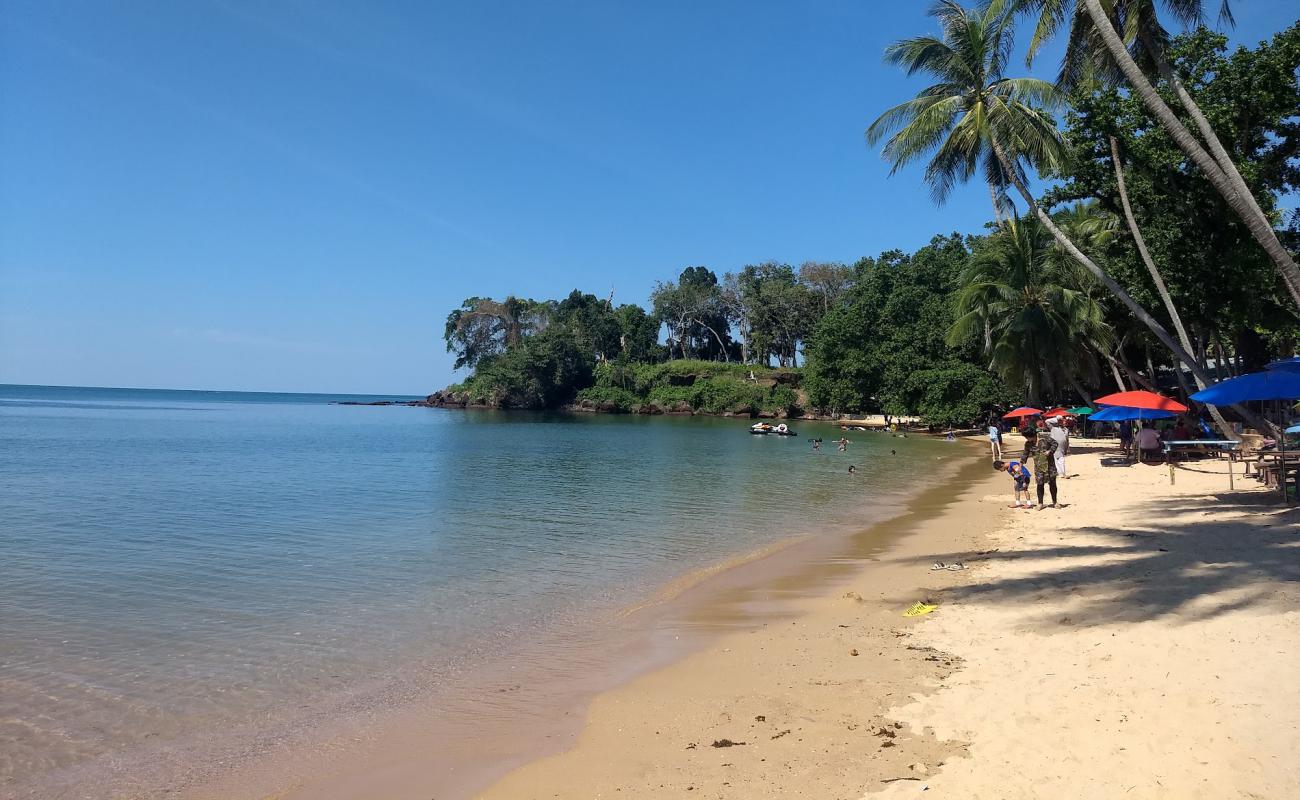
[439,12,1299,430]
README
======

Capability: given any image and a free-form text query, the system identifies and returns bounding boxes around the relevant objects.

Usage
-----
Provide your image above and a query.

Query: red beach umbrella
[1093,390,1188,413]
[1002,406,1043,419]
[1042,407,1071,418]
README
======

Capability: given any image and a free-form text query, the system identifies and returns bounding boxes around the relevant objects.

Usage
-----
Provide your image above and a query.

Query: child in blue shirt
[993,459,1032,508]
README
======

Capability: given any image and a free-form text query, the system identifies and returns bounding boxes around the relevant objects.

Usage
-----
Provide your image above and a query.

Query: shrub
[575,386,640,412]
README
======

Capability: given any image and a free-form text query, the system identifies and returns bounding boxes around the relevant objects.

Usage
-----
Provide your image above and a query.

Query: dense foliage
[440,14,1300,428]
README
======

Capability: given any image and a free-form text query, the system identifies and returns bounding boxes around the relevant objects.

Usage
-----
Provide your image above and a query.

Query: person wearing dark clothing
[1021,427,1060,508]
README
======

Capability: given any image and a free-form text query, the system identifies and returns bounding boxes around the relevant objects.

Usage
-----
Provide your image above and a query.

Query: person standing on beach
[988,420,1002,460]
[1047,417,1069,478]
[1022,428,1059,508]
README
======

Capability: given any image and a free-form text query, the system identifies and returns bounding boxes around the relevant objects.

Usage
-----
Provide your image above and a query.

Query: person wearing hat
[1047,416,1070,478]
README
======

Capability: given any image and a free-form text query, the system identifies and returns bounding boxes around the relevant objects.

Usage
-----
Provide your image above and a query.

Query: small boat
[751,422,797,436]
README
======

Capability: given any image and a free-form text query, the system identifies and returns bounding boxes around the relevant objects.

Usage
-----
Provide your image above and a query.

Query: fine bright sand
[481,439,1299,799]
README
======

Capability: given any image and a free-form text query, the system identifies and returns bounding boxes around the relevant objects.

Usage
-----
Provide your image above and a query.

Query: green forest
[439,11,1300,428]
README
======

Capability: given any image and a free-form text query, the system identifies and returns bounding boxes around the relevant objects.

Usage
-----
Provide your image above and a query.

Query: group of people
[990,416,1071,510]
[1119,418,1207,464]
[813,434,897,475]
[811,436,851,452]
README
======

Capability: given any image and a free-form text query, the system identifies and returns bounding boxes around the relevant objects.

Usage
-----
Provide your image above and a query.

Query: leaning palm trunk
[1068,375,1096,408]
[1079,0,1300,310]
[1108,136,1248,438]
[988,182,1005,225]
[991,142,1211,384]
[1110,353,1158,391]
[987,140,1272,438]
[1106,353,1128,391]
[1139,29,1276,237]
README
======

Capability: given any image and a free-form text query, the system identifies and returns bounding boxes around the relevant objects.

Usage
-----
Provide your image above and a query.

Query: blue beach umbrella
[1190,369,1300,404]
[1267,357,1300,373]
[1090,406,1176,422]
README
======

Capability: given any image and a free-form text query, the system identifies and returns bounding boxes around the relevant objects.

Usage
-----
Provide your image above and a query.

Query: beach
[480,437,1300,799]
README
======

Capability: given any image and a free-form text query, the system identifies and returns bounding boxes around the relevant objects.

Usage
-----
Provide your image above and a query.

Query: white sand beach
[482,440,1300,799]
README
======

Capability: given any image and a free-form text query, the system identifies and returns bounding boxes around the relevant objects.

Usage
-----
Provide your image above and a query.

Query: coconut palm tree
[865,0,1047,223]
[1020,0,1300,307]
[867,0,1223,393]
[949,216,1111,404]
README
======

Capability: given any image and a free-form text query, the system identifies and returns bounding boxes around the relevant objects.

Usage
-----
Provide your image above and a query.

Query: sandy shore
[481,438,1300,799]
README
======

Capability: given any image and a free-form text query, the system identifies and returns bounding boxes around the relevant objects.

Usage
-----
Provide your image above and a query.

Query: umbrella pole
[1282,403,1291,504]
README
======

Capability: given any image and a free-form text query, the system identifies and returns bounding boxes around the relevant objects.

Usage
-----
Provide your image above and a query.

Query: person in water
[836,436,849,452]
[811,438,822,451]
[848,465,856,475]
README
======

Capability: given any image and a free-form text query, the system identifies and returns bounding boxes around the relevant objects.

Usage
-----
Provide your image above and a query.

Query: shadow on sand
[911,499,1299,629]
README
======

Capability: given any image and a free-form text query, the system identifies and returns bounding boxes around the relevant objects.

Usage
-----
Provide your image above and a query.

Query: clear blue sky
[1,1,1293,394]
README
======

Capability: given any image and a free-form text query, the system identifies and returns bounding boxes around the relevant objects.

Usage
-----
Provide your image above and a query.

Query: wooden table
[1254,452,1300,497]
[1162,440,1241,488]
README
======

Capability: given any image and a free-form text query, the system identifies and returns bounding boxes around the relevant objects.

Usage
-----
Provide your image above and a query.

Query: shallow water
[0,385,949,797]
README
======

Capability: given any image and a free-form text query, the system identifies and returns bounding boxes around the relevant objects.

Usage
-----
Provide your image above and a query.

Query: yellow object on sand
[904,601,939,617]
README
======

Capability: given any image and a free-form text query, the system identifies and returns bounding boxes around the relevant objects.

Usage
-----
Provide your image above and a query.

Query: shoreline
[164,441,992,800]
[477,443,1006,798]
[481,440,1300,799]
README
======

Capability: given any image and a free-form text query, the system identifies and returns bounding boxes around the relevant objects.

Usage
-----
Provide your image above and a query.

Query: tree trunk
[693,319,730,363]
[988,181,1005,226]
[1106,354,1128,391]
[1117,358,1158,392]
[991,140,1220,391]
[1142,29,1277,237]
[1080,0,1300,310]
[1068,375,1096,409]
[1109,137,1198,358]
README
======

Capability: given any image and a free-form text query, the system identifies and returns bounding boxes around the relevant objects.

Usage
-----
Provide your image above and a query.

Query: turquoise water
[0,385,949,797]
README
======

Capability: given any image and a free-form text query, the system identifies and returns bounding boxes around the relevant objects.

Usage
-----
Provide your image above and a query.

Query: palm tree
[865,0,1049,223]
[867,0,1222,394]
[1020,0,1300,308]
[949,216,1111,404]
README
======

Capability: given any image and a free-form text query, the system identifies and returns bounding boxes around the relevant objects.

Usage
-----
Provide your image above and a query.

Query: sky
[1,0,1295,394]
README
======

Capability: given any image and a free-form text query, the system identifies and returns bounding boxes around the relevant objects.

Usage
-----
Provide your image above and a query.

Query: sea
[0,384,955,798]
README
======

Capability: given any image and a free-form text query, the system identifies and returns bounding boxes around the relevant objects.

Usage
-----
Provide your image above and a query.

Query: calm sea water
[0,384,950,797]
